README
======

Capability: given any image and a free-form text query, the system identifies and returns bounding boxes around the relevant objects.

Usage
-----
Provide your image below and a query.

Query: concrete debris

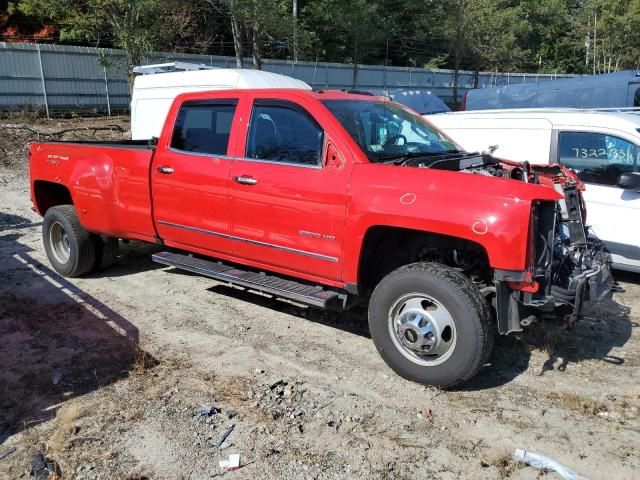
[199,405,220,417]
[31,453,59,480]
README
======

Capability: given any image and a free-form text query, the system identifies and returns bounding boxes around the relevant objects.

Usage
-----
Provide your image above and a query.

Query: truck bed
[38,139,155,148]
[29,140,157,242]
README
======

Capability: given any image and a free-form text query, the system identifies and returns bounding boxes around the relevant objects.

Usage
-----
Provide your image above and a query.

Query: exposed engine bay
[489,161,612,334]
[402,151,531,182]
[400,151,613,334]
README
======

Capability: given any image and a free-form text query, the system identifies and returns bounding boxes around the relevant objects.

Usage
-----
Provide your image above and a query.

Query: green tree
[18,0,199,79]
[514,0,585,74]
[423,0,523,107]
[210,0,304,69]
[579,0,640,73]
[303,0,385,86]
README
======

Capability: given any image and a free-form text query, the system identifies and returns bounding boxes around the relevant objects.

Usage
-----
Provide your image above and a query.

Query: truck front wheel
[42,205,96,278]
[368,262,493,388]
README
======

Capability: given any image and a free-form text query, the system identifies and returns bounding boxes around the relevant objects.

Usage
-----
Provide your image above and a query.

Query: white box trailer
[131,66,311,140]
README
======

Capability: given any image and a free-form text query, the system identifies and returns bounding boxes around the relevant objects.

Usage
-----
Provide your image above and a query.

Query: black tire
[42,205,95,278]
[368,262,493,388]
[92,235,119,271]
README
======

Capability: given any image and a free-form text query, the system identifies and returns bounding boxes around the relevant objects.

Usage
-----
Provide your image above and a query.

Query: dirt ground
[0,117,639,480]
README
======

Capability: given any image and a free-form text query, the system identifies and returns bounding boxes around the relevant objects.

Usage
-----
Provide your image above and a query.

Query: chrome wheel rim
[388,293,457,366]
[49,221,71,264]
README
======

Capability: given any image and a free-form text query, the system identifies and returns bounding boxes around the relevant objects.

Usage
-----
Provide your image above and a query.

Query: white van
[426,109,640,272]
[130,67,311,140]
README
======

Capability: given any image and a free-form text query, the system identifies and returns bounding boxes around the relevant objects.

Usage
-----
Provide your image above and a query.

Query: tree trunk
[229,1,243,68]
[451,2,465,110]
[251,0,262,69]
[252,25,262,70]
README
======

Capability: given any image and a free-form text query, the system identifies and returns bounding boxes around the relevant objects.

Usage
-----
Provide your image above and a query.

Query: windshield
[322,99,461,162]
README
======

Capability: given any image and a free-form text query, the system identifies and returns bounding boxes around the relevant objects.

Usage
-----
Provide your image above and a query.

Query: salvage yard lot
[1,117,639,479]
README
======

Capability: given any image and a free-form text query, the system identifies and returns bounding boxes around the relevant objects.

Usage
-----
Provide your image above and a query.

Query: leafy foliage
[9,0,640,76]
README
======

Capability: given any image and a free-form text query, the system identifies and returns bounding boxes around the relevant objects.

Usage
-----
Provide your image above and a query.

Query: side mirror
[617,172,640,192]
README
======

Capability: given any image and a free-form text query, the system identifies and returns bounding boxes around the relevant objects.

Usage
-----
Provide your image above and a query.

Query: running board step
[152,251,343,309]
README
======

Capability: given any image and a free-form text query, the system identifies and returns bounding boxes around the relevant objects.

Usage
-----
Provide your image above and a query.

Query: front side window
[322,99,459,162]
[171,101,237,155]
[558,131,636,185]
[246,102,324,166]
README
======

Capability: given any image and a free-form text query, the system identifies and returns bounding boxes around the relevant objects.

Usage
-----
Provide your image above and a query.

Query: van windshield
[322,99,460,163]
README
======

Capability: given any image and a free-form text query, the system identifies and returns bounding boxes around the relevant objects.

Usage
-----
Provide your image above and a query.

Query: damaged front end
[493,169,614,335]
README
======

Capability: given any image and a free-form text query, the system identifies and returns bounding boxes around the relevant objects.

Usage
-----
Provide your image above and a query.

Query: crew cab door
[556,129,640,269]
[228,95,352,283]
[152,97,241,255]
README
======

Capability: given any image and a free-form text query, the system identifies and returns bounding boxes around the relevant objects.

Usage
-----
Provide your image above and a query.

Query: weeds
[132,341,160,374]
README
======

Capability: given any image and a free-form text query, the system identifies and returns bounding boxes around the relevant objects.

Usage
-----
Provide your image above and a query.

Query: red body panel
[29,88,565,290]
[226,90,354,282]
[29,142,157,242]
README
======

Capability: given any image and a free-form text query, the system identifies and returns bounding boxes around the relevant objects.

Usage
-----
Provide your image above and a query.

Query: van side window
[171,100,238,155]
[634,87,640,107]
[558,131,636,186]
[246,101,324,166]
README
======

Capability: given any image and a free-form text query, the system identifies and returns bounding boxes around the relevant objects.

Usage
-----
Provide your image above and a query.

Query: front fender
[342,164,562,284]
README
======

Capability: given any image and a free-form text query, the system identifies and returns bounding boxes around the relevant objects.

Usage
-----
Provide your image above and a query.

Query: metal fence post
[325,62,329,88]
[103,65,111,116]
[36,44,50,119]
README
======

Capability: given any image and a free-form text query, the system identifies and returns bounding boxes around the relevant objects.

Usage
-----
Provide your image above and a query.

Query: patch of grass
[132,341,160,374]
[47,403,89,457]
[548,391,608,416]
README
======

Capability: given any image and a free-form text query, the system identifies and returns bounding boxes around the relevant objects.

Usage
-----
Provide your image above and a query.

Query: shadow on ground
[207,277,633,391]
[0,214,157,445]
[207,284,371,338]
[462,291,633,390]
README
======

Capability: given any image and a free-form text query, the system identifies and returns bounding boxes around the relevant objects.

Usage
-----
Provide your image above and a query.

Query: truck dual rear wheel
[93,235,120,271]
[368,262,493,388]
[43,205,96,278]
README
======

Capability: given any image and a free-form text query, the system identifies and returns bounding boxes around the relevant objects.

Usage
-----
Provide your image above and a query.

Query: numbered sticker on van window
[571,147,633,162]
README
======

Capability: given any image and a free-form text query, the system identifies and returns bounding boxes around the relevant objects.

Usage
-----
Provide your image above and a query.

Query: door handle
[157,166,174,174]
[233,175,258,185]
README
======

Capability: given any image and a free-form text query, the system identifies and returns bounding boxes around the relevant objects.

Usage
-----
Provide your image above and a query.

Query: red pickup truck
[29,89,612,387]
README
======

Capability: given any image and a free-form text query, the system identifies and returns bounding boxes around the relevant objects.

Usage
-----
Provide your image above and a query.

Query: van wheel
[368,262,492,388]
[42,205,95,278]
[92,235,119,271]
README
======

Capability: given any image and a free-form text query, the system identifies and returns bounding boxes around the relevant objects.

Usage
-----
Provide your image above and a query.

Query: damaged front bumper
[493,183,616,335]
[494,240,614,335]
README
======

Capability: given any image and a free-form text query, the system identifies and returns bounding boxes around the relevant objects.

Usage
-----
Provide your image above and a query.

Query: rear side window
[171,100,238,155]
[246,101,324,166]
[558,131,637,186]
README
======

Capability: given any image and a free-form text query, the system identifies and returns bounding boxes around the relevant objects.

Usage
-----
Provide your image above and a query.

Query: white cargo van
[426,109,640,273]
[130,67,311,140]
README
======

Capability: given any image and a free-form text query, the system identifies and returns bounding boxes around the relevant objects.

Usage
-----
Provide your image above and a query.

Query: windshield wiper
[379,149,465,165]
